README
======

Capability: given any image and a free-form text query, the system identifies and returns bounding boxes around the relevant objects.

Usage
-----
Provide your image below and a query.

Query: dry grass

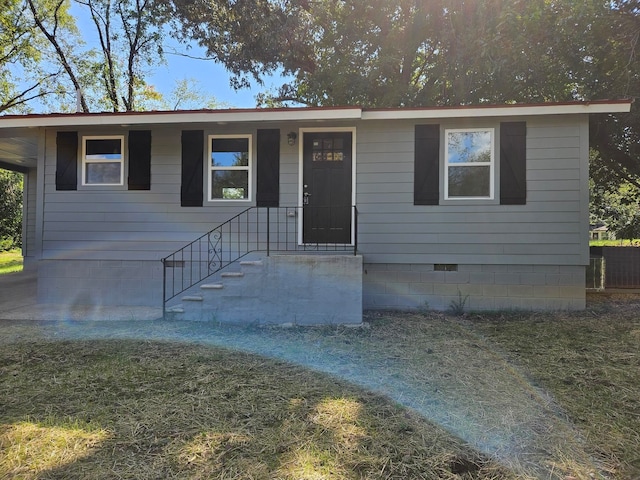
[1,293,638,479]
[466,292,640,480]
[0,340,508,479]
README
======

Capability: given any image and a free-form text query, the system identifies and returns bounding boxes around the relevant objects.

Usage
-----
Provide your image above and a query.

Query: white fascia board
[361,102,632,120]
[0,102,631,129]
[0,108,363,130]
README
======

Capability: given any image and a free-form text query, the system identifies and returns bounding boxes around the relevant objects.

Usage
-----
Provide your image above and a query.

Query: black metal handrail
[162,205,358,310]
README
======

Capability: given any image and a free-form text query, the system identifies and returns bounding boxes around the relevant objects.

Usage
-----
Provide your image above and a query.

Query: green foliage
[77,0,166,111]
[139,78,227,111]
[2,0,179,113]
[590,239,640,246]
[590,149,640,240]
[0,170,23,250]
[0,0,52,113]
[166,0,638,191]
[0,249,23,273]
[448,290,469,316]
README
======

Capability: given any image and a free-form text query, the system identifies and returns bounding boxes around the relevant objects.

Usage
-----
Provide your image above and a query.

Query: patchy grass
[0,249,22,275]
[1,340,510,479]
[467,294,640,480]
[589,239,640,246]
[1,295,639,479]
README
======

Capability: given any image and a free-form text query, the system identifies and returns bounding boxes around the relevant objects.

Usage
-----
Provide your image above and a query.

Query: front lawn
[0,249,23,275]
[1,296,638,479]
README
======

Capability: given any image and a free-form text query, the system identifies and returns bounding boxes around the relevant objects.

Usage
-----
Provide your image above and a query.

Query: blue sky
[71,3,284,109]
[154,43,288,108]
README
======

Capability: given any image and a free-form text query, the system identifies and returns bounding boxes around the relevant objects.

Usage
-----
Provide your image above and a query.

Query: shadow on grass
[1,340,506,479]
[2,307,635,479]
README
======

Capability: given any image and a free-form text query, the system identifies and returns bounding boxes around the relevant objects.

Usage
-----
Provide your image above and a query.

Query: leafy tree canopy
[0,169,23,249]
[1,0,222,113]
[165,0,638,229]
[0,0,63,113]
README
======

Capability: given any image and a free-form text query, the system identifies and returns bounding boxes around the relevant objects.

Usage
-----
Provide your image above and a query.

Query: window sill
[439,198,500,206]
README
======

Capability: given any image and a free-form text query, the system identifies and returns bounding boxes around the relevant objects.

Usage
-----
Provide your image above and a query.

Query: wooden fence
[589,246,640,289]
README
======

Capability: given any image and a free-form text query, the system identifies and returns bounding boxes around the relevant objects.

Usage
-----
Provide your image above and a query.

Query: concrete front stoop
[165,255,363,326]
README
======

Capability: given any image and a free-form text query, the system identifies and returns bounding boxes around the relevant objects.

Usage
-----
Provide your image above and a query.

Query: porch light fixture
[287,131,297,146]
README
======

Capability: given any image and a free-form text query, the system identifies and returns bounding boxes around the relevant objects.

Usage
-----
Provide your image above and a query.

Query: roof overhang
[0,107,363,129]
[362,99,632,120]
[0,100,631,130]
[0,100,631,171]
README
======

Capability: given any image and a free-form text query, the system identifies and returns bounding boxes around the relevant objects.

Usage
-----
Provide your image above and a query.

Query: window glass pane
[447,131,491,164]
[212,138,249,167]
[85,162,121,184]
[311,135,346,162]
[211,170,249,199]
[86,139,122,159]
[448,166,490,197]
[212,151,249,167]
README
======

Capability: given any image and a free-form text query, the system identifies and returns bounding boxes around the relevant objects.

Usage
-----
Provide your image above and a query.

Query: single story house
[589,223,613,241]
[0,100,631,323]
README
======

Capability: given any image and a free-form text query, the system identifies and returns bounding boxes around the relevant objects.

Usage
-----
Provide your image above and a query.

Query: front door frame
[298,126,357,245]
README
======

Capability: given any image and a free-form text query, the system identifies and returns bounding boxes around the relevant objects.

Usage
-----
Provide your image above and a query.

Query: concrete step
[221,272,244,278]
[201,283,224,290]
[182,295,203,302]
[240,260,263,266]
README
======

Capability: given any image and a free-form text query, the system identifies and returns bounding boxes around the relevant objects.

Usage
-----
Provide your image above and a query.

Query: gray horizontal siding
[358,233,579,245]
[358,221,579,234]
[357,205,580,216]
[355,116,588,265]
[40,115,589,266]
[41,126,267,261]
[362,252,583,265]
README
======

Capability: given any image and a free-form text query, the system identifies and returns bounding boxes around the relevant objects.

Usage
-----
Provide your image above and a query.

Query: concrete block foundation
[37,257,585,319]
[363,263,586,311]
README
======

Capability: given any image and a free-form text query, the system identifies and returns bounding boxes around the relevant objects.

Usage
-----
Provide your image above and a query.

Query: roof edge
[0,106,363,128]
[361,99,632,120]
[0,100,631,129]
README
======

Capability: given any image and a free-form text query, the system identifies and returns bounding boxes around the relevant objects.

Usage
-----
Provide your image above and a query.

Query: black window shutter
[56,131,78,191]
[181,130,204,207]
[256,129,280,207]
[414,124,440,205]
[500,122,527,205]
[128,130,151,190]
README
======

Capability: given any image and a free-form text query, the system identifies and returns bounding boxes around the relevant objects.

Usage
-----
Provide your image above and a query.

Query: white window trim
[444,127,495,200]
[207,134,253,202]
[81,135,125,186]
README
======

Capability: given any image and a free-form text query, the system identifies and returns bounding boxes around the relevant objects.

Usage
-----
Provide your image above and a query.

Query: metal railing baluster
[161,205,358,313]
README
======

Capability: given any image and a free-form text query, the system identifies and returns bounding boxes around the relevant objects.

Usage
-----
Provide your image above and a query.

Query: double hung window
[209,135,252,201]
[444,128,494,199]
[82,136,124,186]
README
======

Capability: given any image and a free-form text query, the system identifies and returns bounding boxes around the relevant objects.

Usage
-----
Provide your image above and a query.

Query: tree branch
[590,115,640,189]
[0,73,61,113]
[27,0,89,112]
[163,48,218,62]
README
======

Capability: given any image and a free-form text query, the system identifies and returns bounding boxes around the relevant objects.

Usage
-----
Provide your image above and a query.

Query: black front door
[302,132,353,244]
